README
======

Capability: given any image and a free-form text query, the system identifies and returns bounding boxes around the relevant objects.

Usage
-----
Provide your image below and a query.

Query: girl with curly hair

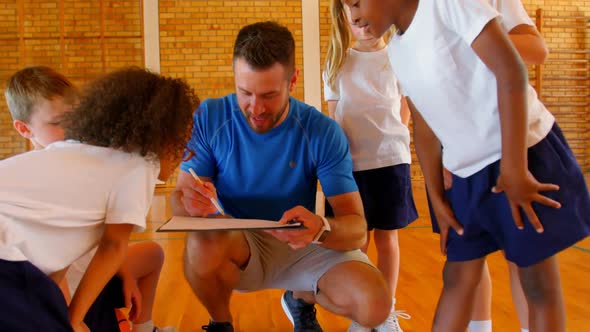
[0,67,198,332]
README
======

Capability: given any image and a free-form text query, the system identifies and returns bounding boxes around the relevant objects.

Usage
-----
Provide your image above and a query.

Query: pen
[188,168,225,215]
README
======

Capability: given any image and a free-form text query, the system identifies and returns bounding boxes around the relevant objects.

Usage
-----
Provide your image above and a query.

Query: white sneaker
[374,309,411,332]
[347,320,372,332]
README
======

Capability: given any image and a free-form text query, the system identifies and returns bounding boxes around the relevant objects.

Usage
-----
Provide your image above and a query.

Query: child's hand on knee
[122,275,142,321]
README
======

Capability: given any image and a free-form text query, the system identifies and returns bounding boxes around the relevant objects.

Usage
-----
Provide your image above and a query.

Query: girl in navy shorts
[323,3,417,331]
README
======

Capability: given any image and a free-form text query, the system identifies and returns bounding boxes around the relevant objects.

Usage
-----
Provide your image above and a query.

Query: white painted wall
[143,0,161,74]
[301,0,322,111]
[142,0,323,110]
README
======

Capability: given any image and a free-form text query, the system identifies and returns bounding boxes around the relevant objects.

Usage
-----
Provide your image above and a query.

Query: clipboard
[156,216,304,232]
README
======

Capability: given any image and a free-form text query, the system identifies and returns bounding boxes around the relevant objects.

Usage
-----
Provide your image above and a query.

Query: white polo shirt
[323,47,411,171]
[388,0,554,177]
[488,0,535,31]
[0,141,159,275]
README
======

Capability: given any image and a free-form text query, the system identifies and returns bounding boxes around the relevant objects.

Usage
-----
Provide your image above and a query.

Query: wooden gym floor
[133,179,590,331]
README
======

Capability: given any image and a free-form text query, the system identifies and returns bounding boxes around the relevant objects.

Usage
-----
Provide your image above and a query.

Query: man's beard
[244,98,290,134]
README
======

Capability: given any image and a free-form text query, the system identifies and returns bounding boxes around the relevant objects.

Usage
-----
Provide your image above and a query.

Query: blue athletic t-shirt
[181,94,357,221]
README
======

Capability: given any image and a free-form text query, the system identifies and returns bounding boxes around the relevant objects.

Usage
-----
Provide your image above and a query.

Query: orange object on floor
[115,308,131,332]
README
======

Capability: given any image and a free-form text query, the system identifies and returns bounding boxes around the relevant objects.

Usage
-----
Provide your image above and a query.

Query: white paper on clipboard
[157,216,303,232]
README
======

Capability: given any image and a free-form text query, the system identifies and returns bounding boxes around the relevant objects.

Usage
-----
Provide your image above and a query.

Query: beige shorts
[236,230,374,294]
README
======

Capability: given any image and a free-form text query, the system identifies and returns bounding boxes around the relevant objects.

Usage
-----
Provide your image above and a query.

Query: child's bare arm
[473,18,528,174]
[408,98,444,204]
[68,223,133,327]
[472,18,560,231]
[400,97,410,127]
[117,262,142,321]
[508,24,548,65]
[409,98,463,254]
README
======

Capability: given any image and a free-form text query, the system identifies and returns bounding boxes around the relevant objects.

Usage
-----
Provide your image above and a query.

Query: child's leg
[518,256,565,332]
[508,261,529,330]
[360,230,371,253]
[125,241,165,325]
[373,229,400,297]
[432,258,486,332]
[468,260,492,332]
[471,261,492,321]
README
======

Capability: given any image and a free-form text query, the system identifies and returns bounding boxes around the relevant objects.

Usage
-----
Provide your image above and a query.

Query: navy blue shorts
[430,124,590,267]
[327,164,418,230]
[84,276,125,332]
[0,259,73,331]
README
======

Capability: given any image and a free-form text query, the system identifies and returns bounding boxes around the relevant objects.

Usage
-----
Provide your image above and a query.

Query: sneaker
[201,321,234,332]
[153,327,178,332]
[347,320,372,332]
[374,309,411,332]
[281,291,323,332]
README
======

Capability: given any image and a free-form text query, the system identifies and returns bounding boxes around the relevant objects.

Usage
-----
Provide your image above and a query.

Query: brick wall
[524,1,590,172]
[318,0,590,176]
[1,1,589,175]
[156,0,304,185]
[0,0,143,159]
[158,0,304,103]
[0,0,304,159]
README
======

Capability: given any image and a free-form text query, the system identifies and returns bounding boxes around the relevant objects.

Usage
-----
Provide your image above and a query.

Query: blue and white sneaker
[281,291,323,332]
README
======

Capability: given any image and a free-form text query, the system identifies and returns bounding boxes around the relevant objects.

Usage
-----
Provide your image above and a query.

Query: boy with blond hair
[4,66,177,332]
[5,66,77,150]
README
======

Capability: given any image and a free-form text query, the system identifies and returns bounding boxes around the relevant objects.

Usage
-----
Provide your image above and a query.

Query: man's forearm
[322,214,367,251]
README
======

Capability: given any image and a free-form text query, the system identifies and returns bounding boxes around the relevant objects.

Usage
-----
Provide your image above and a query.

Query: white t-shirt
[488,0,535,31]
[0,141,159,275]
[388,0,554,177]
[323,47,411,171]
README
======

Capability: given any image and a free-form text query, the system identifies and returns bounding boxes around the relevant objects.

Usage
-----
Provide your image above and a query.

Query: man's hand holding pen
[181,168,224,217]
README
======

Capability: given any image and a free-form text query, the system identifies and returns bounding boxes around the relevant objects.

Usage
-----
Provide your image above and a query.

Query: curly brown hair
[63,67,199,161]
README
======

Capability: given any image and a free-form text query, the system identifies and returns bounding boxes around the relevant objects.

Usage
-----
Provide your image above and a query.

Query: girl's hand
[492,169,561,232]
[122,275,142,322]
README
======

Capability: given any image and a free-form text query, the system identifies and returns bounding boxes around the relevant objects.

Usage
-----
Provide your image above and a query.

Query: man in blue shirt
[171,21,391,332]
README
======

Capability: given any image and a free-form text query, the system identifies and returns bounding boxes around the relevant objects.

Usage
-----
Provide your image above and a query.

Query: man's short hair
[233,21,296,75]
[5,66,77,122]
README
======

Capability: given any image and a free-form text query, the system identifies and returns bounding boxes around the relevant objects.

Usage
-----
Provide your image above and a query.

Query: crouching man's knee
[355,293,392,327]
[183,232,227,281]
